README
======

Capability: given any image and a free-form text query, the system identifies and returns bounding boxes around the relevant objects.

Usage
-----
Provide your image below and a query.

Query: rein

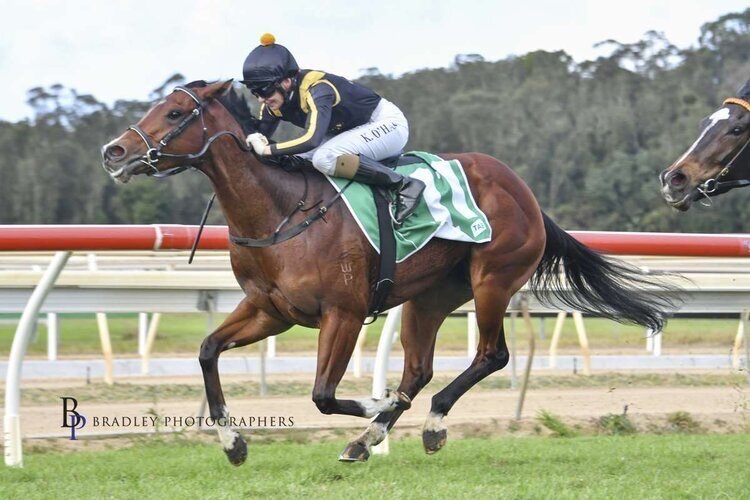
[126,85,353,256]
[228,178,354,248]
[695,97,750,204]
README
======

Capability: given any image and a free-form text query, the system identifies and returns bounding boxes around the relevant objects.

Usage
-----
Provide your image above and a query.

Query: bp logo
[60,396,87,440]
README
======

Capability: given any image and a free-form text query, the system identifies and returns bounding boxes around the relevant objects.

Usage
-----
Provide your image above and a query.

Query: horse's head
[101,79,239,183]
[659,81,750,211]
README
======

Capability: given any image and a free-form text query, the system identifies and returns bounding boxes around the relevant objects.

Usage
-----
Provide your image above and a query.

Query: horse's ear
[202,79,234,100]
[737,79,750,99]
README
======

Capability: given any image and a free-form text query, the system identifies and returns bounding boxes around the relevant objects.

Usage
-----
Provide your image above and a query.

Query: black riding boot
[344,155,426,224]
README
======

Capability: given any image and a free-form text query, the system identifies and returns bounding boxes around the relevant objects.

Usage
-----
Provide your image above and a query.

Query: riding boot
[335,154,426,224]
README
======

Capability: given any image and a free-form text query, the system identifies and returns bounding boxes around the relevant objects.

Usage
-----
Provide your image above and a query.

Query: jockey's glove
[246,133,270,156]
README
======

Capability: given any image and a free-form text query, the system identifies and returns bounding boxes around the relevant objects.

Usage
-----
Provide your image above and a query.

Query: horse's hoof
[224,436,247,466]
[396,392,412,411]
[338,441,370,462]
[422,429,447,455]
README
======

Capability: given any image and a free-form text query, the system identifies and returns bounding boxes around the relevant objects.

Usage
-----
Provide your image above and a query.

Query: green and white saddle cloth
[325,151,492,263]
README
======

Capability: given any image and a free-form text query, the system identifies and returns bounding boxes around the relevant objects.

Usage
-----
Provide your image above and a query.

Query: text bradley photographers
[61,396,293,440]
[89,415,295,428]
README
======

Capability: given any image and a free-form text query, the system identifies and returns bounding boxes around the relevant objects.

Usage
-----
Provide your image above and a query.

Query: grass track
[1,434,749,498]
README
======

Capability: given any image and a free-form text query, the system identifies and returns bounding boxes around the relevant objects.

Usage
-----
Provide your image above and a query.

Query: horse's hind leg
[423,262,534,454]
[340,275,472,462]
[199,298,290,465]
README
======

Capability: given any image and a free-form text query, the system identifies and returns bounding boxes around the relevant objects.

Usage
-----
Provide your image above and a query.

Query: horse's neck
[202,145,305,239]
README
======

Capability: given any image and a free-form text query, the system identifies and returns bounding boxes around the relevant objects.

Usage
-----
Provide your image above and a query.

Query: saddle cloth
[326,151,492,263]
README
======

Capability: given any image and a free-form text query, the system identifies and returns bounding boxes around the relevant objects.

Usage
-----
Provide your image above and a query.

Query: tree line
[1,9,749,232]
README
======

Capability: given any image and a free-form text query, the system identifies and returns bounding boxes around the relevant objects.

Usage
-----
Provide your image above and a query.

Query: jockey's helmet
[241,33,299,92]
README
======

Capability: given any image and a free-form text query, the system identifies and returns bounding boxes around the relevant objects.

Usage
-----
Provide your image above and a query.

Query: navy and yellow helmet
[241,33,299,89]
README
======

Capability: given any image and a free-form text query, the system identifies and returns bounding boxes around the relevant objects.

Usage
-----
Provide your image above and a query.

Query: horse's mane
[184,80,309,172]
[185,80,260,134]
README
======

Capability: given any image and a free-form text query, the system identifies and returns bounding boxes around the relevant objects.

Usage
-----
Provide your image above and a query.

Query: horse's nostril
[105,144,126,161]
[668,172,687,188]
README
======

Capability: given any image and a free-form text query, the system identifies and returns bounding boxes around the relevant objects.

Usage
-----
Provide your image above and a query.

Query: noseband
[127,86,249,178]
[695,97,750,203]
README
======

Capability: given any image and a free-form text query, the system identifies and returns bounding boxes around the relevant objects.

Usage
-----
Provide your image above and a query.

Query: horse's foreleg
[311,308,408,418]
[340,278,472,462]
[199,298,290,466]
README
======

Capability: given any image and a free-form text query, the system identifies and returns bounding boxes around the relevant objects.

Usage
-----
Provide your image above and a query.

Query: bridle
[695,97,750,203]
[124,84,354,252]
[127,85,249,178]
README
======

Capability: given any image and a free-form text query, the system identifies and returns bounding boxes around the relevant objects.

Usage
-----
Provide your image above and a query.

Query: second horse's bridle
[695,97,750,202]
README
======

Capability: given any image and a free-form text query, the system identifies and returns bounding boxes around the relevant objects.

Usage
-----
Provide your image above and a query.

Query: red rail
[569,231,750,257]
[0,225,749,257]
[0,225,228,251]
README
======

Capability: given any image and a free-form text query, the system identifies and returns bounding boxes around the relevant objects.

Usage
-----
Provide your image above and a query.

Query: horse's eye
[730,126,744,136]
[167,110,182,120]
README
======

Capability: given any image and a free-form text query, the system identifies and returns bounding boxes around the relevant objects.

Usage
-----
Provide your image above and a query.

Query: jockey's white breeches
[297,98,409,175]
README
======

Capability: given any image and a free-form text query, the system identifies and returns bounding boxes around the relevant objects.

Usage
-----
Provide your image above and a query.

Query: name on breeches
[360,121,399,142]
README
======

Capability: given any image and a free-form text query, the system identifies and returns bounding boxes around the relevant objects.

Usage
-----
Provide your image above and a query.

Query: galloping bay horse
[661,79,750,209]
[102,80,676,466]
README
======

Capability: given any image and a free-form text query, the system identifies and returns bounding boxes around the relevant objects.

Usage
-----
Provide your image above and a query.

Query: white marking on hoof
[364,422,388,447]
[217,406,240,450]
[423,411,447,433]
[357,390,400,417]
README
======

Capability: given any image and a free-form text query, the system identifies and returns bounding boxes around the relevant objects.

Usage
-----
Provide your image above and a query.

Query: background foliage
[2,9,749,231]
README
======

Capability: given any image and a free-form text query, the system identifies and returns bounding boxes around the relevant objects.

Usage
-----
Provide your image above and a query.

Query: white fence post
[515,296,535,419]
[141,313,162,375]
[548,311,567,369]
[572,312,591,375]
[371,306,402,456]
[267,336,276,359]
[138,313,148,356]
[88,254,113,384]
[653,330,662,357]
[4,251,71,467]
[46,312,58,361]
[352,323,369,378]
[732,310,748,370]
[259,339,267,396]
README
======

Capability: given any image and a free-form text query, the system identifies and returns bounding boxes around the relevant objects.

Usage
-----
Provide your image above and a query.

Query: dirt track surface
[9,384,749,440]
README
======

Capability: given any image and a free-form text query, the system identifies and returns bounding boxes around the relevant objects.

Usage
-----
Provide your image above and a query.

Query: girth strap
[366,186,397,320]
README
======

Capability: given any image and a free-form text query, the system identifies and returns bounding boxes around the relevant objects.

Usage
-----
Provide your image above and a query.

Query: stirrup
[394,199,419,224]
[393,178,425,224]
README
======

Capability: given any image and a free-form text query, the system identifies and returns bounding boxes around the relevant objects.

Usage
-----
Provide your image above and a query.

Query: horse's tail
[529,212,681,331]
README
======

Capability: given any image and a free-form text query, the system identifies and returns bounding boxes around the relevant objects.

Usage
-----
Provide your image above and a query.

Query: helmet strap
[276,78,295,103]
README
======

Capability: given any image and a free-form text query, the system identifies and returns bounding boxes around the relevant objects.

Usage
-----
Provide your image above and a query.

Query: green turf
[1,434,748,498]
[0,313,742,357]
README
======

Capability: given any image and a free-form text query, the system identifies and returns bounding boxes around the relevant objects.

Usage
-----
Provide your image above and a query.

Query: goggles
[246,81,278,99]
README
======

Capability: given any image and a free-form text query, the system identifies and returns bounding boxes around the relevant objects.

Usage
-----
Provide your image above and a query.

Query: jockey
[240,33,425,224]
